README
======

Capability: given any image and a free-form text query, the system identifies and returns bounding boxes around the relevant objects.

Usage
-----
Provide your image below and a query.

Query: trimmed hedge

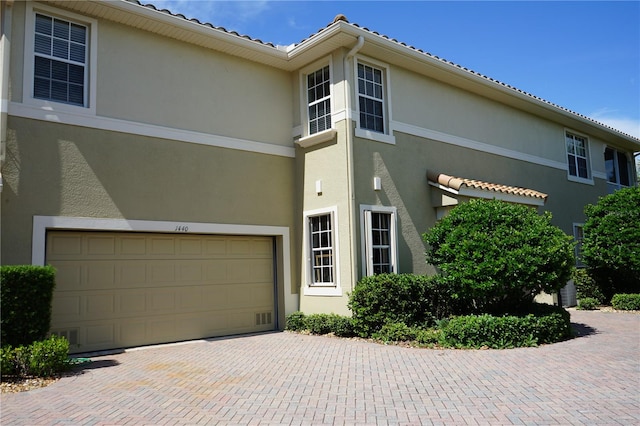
[348,274,450,337]
[611,294,640,311]
[439,307,571,349]
[1,335,70,377]
[284,312,356,337]
[1,265,57,347]
[577,297,599,310]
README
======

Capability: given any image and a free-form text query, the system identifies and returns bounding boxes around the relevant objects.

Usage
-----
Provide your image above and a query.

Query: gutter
[343,35,364,291]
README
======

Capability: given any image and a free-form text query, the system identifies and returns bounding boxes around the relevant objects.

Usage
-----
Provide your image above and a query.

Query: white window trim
[297,57,336,147]
[23,3,98,115]
[303,206,341,296]
[360,205,398,277]
[605,147,632,191]
[573,223,585,268]
[564,129,594,185]
[354,55,396,145]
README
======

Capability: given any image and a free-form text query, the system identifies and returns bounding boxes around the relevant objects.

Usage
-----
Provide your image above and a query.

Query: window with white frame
[565,132,591,180]
[362,206,397,276]
[308,212,335,285]
[573,224,585,268]
[307,65,331,135]
[604,147,631,192]
[24,4,96,112]
[357,62,385,133]
[33,13,87,106]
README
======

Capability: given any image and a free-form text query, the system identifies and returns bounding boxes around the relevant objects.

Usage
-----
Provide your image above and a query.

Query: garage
[47,231,276,354]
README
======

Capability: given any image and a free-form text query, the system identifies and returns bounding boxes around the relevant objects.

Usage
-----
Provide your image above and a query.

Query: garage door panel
[85,292,116,319]
[87,236,116,255]
[120,236,147,255]
[48,231,276,353]
[86,264,117,289]
[52,295,81,319]
[119,291,147,314]
[85,324,115,346]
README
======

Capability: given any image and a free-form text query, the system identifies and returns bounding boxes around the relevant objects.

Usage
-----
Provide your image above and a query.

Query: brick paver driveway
[1,310,639,425]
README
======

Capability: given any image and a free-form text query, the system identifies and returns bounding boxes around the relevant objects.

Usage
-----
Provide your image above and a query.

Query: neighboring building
[1,1,638,353]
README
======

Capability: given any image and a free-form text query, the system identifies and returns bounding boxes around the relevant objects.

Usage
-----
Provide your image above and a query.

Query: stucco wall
[10,2,293,146]
[2,116,296,265]
[352,130,610,280]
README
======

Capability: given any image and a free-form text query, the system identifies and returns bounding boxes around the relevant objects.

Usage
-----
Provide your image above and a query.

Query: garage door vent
[255,312,272,325]
[51,329,79,346]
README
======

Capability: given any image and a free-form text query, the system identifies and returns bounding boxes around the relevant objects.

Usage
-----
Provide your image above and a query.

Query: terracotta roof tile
[427,171,548,201]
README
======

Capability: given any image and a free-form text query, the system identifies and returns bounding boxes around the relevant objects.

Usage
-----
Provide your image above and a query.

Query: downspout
[0,0,13,266]
[343,35,364,292]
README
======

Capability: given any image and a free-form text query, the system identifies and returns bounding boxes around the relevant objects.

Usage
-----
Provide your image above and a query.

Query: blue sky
[148,1,639,139]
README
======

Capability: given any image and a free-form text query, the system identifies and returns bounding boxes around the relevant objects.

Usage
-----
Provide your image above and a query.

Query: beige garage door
[47,231,275,354]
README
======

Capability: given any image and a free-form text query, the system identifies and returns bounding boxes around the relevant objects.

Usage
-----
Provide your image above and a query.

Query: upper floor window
[605,147,631,192]
[307,66,331,135]
[24,4,97,113]
[565,131,591,181]
[358,63,385,133]
[34,14,87,106]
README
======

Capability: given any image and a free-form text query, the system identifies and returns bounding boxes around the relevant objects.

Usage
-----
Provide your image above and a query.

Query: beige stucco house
[1,0,638,353]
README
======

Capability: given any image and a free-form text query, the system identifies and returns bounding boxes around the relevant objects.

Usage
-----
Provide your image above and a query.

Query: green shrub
[582,186,640,302]
[285,311,307,331]
[611,294,640,311]
[423,199,575,314]
[439,307,571,349]
[415,328,441,345]
[577,297,599,310]
[372,322,418,342]
[573,269,605,303]
[327,315,356,337]
[348,274,439,337]
[1,265,57,347]
[1,335,70,377]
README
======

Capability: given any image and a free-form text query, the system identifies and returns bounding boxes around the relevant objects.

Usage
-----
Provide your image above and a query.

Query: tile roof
[427,171,548,201]
[132,2,638,142]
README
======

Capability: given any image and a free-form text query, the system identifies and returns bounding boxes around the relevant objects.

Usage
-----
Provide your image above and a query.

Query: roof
[427,171,548,206]
[44,0,640,147]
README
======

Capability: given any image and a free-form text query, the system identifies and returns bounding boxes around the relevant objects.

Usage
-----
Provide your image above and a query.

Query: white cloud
[588,109,640,139]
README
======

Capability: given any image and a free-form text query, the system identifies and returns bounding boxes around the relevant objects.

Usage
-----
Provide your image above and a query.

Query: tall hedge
[582,186,640,302]
[1,265,57,347]
[423,199,575,314]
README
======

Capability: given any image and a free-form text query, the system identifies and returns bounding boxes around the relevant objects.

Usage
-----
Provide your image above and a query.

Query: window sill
[355,128,396,145]
[303,284,343,296]
[567,175,594,185]
[296,129,337,148]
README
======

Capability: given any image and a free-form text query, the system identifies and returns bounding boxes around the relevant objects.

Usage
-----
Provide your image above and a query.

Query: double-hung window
[307,65,331,135]
[34,13,87,106]
[604,147,631,192]
[25,4,96,112]
[565,131,591,181]
[357,63,385,133]
[361,206,397,276]
[308,211,335,285]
